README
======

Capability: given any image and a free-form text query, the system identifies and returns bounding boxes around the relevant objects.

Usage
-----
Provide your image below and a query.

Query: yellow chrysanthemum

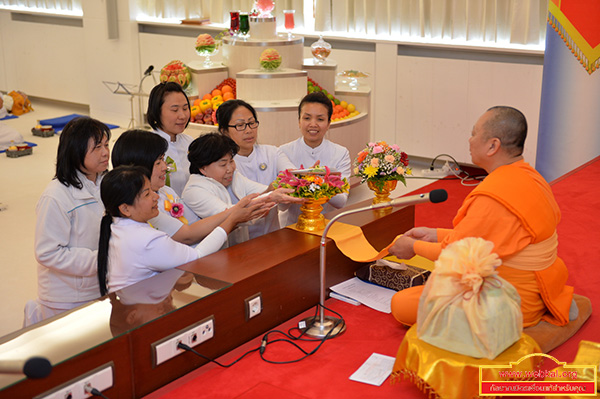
[363,165,378,178]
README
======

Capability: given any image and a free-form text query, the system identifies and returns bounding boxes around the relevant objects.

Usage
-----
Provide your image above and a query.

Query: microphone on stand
[143,65,154,76]
[301,189,448,339]
[0,357,52,379]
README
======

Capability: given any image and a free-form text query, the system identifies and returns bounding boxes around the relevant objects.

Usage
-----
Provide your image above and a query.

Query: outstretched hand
[231,194,274,223]
[388,235,416,260]
[267,188,305,204]
[403,227,438,242]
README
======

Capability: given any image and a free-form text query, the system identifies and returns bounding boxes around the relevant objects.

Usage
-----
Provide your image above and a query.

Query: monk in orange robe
[389,106,573,328]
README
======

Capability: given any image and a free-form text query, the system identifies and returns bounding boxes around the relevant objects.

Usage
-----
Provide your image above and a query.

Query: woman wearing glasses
[215,99,295,186]
[182,133,303,246]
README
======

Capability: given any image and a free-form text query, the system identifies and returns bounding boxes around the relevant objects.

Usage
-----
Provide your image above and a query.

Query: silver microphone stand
[301,190,447,339]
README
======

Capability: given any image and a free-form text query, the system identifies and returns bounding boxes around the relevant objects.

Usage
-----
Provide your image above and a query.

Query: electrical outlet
[34,362,113,399]
[185,316,214,349]
[152,315,215,367]
[245,293,262,320]
[417,161,454,178]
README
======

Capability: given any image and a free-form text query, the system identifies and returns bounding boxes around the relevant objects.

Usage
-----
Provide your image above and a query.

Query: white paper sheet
[330,277,396,313]
[349,353,396,386]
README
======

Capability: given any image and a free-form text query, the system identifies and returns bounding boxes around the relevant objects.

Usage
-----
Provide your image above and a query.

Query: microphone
[143,65,154,76]
[385,188,448,208]
[0,357,52,379]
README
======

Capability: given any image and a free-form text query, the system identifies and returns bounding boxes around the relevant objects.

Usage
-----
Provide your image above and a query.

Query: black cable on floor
[177,303,345,366]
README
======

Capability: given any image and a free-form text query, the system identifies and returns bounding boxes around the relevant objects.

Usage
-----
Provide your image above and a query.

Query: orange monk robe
[391,160,573,327]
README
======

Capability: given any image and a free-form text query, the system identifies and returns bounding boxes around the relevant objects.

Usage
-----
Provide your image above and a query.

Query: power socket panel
[34,362,114,399]
[152,315,215,367]
[245,292,262,321]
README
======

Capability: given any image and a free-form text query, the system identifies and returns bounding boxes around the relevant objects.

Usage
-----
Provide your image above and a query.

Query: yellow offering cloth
[287,221,397,263]
[392,325,542,399]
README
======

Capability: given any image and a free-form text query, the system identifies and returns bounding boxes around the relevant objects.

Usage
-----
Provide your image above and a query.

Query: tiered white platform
[186,22,371,183]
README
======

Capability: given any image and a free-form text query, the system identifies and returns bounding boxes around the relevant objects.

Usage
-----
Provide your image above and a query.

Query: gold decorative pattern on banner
[548,2,600,75]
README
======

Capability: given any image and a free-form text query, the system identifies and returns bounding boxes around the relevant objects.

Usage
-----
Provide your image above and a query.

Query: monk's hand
[388,235,416,260]
[404,227,438,242]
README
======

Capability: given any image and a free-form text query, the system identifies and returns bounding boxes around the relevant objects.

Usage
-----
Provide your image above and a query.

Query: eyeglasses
[228,121,260,131]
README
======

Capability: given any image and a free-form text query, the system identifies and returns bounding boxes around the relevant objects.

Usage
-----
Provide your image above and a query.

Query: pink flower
[391,144,400,152]
[170,203,184,218]
[384,155,395,163]
[372,146,384,154]
[370,158,380,167]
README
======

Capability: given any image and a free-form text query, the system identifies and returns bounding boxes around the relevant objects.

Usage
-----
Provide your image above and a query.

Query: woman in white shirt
[28,117,111,325]
[97,166,239,294]
[111,129,266,245]
[279,92,352,226]
[216,99,295,186]
[147,82,194,196]
[182,133,303,246]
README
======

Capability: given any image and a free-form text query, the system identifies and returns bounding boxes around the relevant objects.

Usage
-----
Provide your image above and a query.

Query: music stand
[102,81,139,129]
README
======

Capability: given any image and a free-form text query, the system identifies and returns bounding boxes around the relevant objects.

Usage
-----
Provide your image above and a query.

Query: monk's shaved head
[483,106,527,157]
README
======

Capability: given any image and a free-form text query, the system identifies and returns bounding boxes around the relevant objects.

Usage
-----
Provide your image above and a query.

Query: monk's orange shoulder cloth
[457,161,573,326]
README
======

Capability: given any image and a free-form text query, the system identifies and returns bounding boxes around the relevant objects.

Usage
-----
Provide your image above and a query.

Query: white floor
[0,98,434,338]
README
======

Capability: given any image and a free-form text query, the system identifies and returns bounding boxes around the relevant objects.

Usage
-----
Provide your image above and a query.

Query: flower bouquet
[354,141,410,208]
[274,166,349,231]
[259,48,282,71]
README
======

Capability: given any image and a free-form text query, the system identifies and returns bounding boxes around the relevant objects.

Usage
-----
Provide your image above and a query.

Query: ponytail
[98,213,113,296]
[98,165,147,296]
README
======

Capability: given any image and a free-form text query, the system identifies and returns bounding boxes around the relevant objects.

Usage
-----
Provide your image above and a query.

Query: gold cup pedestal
[296,198,330,232]
[367,180,398,215]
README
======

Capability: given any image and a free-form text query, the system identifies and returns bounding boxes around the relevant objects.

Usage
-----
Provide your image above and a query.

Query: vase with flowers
[274,166,349,231]
[354,141,411,212]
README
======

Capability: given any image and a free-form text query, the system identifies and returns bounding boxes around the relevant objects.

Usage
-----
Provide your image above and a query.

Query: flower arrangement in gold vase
[354,141,411,209]
[274,166,349,231]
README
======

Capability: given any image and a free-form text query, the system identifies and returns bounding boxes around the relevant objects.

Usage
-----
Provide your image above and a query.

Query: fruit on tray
[307,77,360,122]
[160,60,192,89]
[192,78,238,125]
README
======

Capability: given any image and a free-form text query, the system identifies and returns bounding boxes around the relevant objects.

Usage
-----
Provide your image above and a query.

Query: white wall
[0,4,544,165]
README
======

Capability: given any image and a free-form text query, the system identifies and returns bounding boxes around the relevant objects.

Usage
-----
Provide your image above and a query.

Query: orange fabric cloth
[392,160,573,327]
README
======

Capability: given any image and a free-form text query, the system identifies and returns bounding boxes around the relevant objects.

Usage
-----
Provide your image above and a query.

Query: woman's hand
[229,194,273,225]
[403,227,438,242]
[388,235,416,260]
[266,188,305,204]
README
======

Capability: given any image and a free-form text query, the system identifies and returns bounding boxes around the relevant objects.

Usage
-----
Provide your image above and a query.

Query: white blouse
[279,138,351,226]
[107,217,227,292]
[234,144,295,186]
[182,172,279,246]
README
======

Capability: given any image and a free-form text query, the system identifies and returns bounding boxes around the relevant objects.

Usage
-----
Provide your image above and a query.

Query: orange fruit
[221,85,233,93]
[211,89,222,97]
[223,92,235,101]
[193,98,202,107]
[340,100,348,109]
[202,93,212,101]
[347,103,356,113]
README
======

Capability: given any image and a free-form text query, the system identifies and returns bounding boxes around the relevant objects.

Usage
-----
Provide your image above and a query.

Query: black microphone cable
[84,383,111,399]
[177,302,345,366]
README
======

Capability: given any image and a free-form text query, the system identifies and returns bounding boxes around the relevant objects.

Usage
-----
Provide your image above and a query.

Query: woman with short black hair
[216,99,294,186]
[146,81,193,196]
[183,133,303,246]
[27,117,111,325]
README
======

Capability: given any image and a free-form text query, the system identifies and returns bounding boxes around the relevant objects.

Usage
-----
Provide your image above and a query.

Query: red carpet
[147,160,599,399]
